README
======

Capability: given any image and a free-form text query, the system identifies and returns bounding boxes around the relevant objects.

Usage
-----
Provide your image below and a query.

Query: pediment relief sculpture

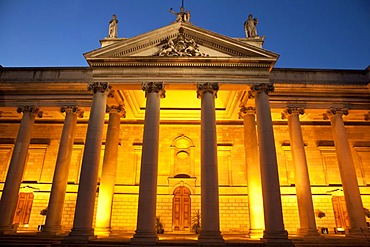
[154,30,208,57]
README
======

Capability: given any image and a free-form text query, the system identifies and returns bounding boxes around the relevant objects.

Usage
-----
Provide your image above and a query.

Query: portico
[0,10,370,247]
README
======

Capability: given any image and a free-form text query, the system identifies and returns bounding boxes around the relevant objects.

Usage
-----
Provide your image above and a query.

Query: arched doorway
[172,186,191,231]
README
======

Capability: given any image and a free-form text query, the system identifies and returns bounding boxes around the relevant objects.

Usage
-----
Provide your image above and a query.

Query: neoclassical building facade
[0,13,369,245]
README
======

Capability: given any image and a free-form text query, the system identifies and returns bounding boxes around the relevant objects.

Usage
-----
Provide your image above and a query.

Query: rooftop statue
[169,6,191,23]
[108,14,118,38]
[244,14,258,38]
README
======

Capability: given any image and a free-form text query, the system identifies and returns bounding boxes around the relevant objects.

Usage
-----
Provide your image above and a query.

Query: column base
[130,230,158,246]
[262,231,294,247]
[296,227,321,239]
[65,227,96,242]
[262,229,289,240]
[347,227,370,239]
[38,225,65,236]
[198,230,225,245]
[0,224,18,235]
[94,226,111,237]
[249,228,264,239]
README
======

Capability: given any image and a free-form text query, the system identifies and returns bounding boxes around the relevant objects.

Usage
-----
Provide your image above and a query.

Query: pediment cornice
[84,22,279,69]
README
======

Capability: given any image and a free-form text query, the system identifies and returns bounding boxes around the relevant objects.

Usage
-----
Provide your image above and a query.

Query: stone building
[0,9,369,245]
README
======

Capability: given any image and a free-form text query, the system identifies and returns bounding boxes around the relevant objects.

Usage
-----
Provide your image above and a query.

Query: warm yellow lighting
[176,150,189,159]
[95,187,113,236]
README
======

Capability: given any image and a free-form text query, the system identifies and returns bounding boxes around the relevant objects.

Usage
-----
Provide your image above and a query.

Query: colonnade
[0,82,368,244]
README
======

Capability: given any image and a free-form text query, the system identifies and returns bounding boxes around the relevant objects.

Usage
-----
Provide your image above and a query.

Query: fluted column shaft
[42,106,83,235]
[95,105,125,236]
[131,82,165,245]
[68,82,110,240]
[0,106,42,234]
[283,108,319,237]
[324,108,368,237]
[239,107,264,239]
[250,84,288,240]
[197,82,224,244]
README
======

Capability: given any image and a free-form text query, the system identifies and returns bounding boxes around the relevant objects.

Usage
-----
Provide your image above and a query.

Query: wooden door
[13,193,34,226]
[332,196,350,229]
[172,186,191,231]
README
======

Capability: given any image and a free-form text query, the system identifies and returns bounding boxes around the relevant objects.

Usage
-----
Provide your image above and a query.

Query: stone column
[197,82,224,244]
[95,105,125,237]
[131,82,165,245]
[41,106,83,235]
[0,106,42,234]
[68,82,110,241]
[239,106,264,239]
[282,107,319,238]
[249,84,289,242]
[323,108,369,237]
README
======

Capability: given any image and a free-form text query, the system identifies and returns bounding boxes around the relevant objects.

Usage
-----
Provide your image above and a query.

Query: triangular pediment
[84,22,279,61]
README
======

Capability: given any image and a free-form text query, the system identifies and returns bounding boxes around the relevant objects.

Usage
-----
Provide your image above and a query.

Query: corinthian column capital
[61,106,84,118]
[142,82,165,98]
[239,106,256,119]
[323,107,349,120]
[248,83,274,99]
[87,82,111,94]
[281,107,305,119]
[17,105,43,118]
[197,82,219,99]
[106,104,126,118]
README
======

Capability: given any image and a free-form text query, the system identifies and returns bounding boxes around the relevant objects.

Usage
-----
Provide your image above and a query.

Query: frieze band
[197,82,219,99]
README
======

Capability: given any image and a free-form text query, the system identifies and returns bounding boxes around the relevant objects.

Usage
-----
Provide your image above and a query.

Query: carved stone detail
[281,107,305,119]
[17,105,43,118]
[239,106,256,119]
[61,106,84,118]
[155,29,208,57]
[87,82,111,94]
[142,82,166,98]
[106,105,126,118]
[197,82,219,99]
[323,107,349,120]
[248,84,274,99]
